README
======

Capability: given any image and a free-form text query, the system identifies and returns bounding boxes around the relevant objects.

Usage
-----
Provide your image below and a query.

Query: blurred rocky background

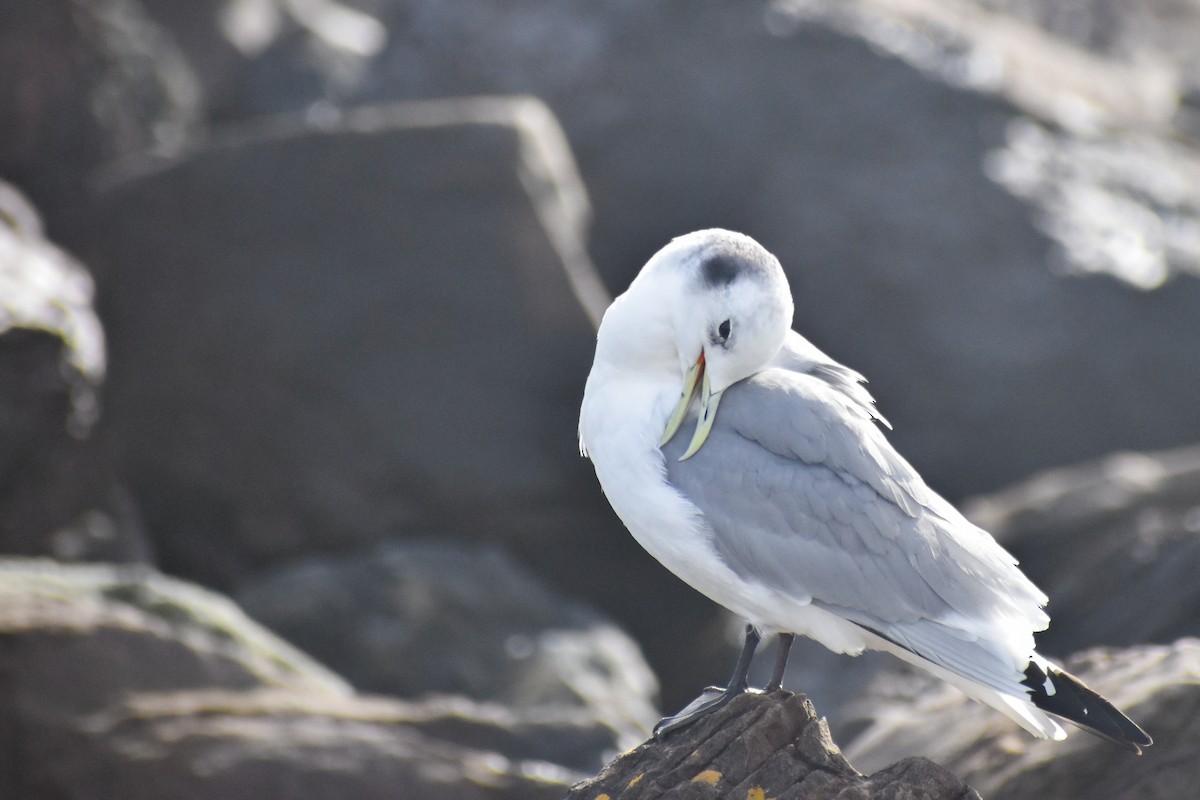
[3,0,1200,797]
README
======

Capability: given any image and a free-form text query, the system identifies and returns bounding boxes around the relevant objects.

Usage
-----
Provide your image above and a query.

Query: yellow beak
[660,351,704,447]
[679,372,723,460]
[659,351,724,461]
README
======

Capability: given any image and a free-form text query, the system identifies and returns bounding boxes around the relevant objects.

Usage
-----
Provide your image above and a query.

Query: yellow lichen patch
[692,769,723,785]
[596,794,610,800]
[747,787,770,800]
[627,774,644,788]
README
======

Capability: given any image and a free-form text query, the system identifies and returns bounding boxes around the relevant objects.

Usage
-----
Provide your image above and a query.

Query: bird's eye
[717,319,732,342]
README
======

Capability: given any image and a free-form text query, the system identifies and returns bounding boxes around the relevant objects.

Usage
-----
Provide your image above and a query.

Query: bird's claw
[653,684,755,739]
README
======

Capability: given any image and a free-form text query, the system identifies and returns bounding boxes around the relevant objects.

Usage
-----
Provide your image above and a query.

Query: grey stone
[973,0,1200,94]
[0,0,200,216]
[0,559,351,706]
[235,539,660,749]
[0,559,593,799]
[777,0,1200,289]
[0,181,146,563]
[78,96,607,583]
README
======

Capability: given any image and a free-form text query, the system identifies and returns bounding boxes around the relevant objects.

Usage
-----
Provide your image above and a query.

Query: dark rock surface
[566,691,980,800]
[0,0,199,219]
[841,640,1200,799]
[79,96,604,582]
[234,539,659,747]
[0,181,146,563]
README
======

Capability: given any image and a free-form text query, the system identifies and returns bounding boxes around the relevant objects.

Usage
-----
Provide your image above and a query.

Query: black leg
[654,624,761,738]
[724,624,760,691]
[765,633,794,692]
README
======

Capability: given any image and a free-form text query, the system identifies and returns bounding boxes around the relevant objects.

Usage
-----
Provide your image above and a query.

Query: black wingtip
[1021,661,1152,753]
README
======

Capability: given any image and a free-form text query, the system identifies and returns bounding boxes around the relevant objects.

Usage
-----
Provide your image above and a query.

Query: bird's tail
[1021,654,1152,754]
[857,624,1151,751]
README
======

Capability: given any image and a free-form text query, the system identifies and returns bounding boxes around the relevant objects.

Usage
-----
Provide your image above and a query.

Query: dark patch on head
[689,232,780,293]
[700,254,741,287]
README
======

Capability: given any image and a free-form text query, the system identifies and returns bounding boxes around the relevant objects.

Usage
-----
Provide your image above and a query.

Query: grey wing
[663,368,1049,692]
[771,331,891,429]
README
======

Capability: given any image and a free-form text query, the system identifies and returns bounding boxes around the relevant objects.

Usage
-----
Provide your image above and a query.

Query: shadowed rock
[235,539,660,749]
[78,96,613,589]
[0,181,146,562]
[0,0,199,217]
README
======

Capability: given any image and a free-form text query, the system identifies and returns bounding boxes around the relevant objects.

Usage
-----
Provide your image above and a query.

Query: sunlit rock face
[775,0,1200,290]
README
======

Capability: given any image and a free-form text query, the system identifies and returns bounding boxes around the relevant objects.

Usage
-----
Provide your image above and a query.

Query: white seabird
[578,229,1151,751]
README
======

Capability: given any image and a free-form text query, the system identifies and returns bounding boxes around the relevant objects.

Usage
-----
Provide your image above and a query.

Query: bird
[578,228,1151,752]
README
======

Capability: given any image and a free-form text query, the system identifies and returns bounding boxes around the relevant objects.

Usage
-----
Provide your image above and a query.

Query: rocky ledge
[567,691,979,800]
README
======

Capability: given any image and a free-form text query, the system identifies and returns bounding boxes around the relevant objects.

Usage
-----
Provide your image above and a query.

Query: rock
[697,2,1200,500]
[0,559,350,707]
[0,181,146,562]
[136,0,258,121]
[964,444,1200,656]
[0,557,347,793]
[42,690,584,800]
[77,96,602,578]
[176,0,388,121]
[235,539,660,748]
[841,640,1200,799]
[974,0,1200,100]
[778,0,1200,288]
[0,0,200,218]
[0,559,609,798]
[566,691,979,800]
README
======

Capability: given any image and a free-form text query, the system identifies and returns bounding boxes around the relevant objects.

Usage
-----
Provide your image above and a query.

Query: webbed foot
[653,684,752,738]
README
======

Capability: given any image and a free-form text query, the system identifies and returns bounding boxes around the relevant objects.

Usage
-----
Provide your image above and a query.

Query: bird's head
[619,229,793,458]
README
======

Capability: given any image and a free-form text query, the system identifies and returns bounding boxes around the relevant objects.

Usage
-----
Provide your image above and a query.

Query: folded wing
[663,356,1049,693]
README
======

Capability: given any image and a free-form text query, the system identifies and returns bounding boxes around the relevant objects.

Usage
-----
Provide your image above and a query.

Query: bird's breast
[580,373,756,608]
[582,377,706,550]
